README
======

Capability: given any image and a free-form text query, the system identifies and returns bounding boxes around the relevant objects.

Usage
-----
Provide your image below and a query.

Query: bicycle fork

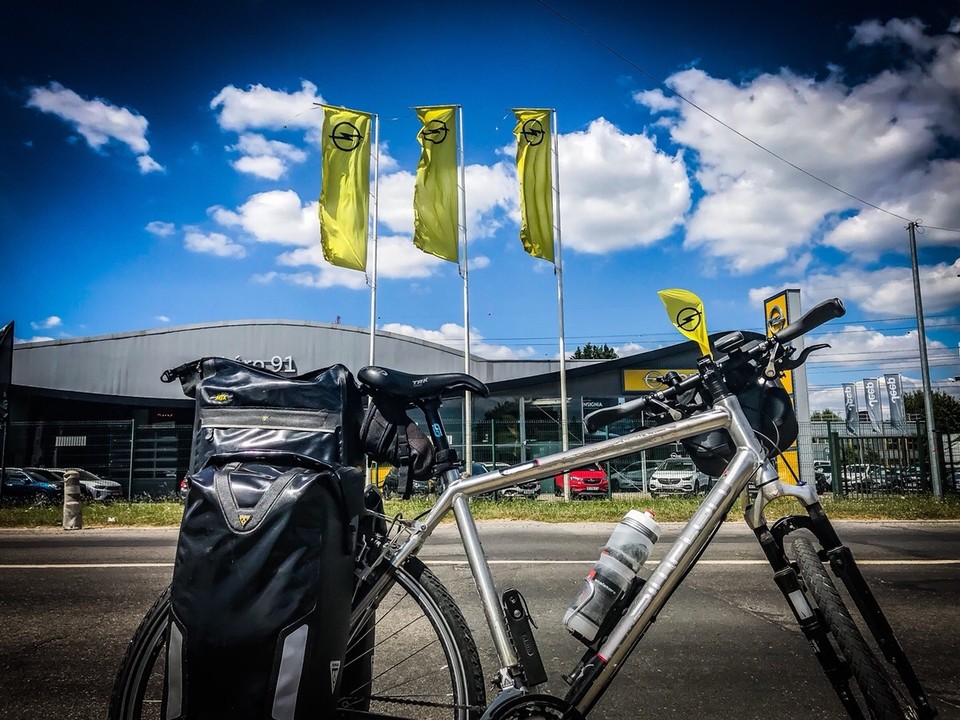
[752,489,938,719]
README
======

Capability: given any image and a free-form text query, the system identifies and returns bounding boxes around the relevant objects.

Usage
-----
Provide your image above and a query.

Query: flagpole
[368,114,380,365]
[457,105,475,471]
[552,109,571,501]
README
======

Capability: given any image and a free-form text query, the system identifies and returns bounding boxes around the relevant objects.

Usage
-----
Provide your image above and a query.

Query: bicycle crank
[486,693,584,720]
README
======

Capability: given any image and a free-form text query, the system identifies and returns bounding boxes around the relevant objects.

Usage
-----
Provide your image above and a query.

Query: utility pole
[907,221,943,498]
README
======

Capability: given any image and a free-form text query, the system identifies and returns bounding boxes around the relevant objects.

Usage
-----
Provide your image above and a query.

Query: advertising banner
[863,377,883,433]
[842,383,859,435]
[884,373,906,434]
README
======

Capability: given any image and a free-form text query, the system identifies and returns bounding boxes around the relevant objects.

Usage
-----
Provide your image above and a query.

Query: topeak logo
[330,121,363,151]
[210,392,232,404]
[521,118,545,146]
[420,119,449,144]
[237,514,251,528]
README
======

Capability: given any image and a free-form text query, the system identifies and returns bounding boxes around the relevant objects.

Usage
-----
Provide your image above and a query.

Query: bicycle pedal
[502,588,548,687]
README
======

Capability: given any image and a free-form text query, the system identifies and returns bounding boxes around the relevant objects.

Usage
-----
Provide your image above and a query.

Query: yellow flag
[414,106,459,263]
[657,289,713,358]
[513,108,554,262]
[319,106,372,272]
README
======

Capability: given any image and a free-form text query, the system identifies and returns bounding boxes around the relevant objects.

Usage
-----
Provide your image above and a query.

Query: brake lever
[780,343,830,371]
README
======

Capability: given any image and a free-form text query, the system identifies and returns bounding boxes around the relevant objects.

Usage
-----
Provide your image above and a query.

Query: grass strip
[2,494,959,529]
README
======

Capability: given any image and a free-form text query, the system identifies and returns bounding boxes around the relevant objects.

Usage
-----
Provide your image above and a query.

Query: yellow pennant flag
[657,289,713,358]
[319,105,372,272]
[513,108,554,262]
[414,106,459,263]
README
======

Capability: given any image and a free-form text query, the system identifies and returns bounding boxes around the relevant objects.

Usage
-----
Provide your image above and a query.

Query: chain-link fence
[2,417,956,500]
[2,421,191,498]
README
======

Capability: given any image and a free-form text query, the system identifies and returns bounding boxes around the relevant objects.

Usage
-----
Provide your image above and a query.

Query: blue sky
[2,0,959,412]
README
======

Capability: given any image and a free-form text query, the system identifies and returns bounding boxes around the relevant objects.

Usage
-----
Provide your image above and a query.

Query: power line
[535,0,960,235]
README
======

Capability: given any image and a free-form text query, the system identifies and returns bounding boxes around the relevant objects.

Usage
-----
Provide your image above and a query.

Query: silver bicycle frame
[372,392,780,713]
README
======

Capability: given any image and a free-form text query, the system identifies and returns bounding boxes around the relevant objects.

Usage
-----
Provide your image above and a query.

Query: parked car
[1,467,64,503]
[841,464,875,492]
[649,456,711,497]
[553,463,608,499]
[382,467,437,498]
[610,461,648,493]
[40,468,123,500]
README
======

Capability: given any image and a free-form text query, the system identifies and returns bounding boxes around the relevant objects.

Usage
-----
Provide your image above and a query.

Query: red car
[554,463,608,498]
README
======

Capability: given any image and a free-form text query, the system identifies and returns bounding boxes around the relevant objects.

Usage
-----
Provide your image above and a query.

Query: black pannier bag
[160,358,365,719]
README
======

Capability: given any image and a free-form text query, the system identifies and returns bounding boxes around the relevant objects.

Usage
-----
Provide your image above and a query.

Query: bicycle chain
[341,694,485,712]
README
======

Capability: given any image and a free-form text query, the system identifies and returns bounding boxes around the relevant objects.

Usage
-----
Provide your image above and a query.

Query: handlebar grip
[584,396,647,433]
[775,298,845,344]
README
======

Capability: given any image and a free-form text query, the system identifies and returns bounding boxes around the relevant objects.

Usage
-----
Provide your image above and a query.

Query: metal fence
[2,417,957,499]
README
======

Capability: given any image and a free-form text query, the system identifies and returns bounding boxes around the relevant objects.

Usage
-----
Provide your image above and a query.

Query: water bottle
[563,510,661,644]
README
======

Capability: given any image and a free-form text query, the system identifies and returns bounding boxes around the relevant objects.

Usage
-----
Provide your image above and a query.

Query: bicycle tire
[794,538,916,720]
[109,557,486,720]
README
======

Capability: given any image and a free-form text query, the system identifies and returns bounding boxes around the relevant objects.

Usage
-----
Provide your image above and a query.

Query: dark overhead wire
[534,0,960,235]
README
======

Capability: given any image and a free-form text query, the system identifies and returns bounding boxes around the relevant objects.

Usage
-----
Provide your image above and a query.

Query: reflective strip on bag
[272,623,309,720]
[165,621,184,719]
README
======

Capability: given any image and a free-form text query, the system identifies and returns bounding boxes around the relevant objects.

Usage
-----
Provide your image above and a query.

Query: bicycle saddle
[358,366,489,400]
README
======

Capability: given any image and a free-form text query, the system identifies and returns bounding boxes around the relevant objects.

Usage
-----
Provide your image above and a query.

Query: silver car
[44,468,123,500]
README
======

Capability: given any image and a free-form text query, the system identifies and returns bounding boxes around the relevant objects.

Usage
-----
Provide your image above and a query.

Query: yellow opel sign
[764,292,793,395]
[623,369,697,393]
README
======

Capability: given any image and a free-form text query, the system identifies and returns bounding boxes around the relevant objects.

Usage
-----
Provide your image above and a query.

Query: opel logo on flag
[420,119,449,144]
[521,118,545,146]
[767,306,786,333]
[330,121,363,152]
[676,306,702,332]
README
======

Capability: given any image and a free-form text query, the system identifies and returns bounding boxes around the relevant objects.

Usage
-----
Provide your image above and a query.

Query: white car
[47,468,123,500]
[649,456,712,497]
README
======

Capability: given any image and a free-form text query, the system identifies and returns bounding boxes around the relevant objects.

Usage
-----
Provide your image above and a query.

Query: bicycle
[110,297,936,720]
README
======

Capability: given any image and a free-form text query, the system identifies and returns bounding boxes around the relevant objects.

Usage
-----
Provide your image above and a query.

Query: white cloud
[750,260,960,316]
[810,326,952,372]
[469,255,491,270]
[232,155,287,180]
[184,230,246,259]
[26,82,163,172]
[137,155,164,174]
[210,80,323,132]
[558,118,690,253]
[253,268,368,291]
[636,21,960,272]
[145,221,175,237]
[155,315,171,323]
[31,316,62,330]
[379,322,537,360]
[211,190,316,246]
[276,235,445,280]
[227,133,308,179]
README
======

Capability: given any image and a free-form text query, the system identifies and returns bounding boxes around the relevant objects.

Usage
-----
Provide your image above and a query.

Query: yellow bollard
[62,469,82,530]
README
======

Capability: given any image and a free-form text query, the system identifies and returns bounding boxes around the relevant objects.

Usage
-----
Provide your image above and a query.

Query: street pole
[907,221,943,498]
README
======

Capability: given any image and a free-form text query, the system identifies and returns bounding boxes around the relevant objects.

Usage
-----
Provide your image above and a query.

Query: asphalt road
[1,520,958,719]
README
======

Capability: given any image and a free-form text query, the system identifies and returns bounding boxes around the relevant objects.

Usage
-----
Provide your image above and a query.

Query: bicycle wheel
[109,557,486,720]
[793,538,916,720]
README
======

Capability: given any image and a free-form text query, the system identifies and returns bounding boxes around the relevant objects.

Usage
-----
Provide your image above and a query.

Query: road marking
[1,559,959,570]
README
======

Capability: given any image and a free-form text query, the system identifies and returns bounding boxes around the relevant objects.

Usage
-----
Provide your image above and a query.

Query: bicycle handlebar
[584,298,845,432]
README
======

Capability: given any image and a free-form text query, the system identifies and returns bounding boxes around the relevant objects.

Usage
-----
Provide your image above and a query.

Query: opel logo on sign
[644,371,666,389]
[420,119,448,144]
[767,306,786,333]
[521,119,545,146]
[330,121,363,152]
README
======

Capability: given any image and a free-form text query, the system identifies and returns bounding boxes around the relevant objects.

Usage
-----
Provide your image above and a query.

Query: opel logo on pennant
[521,119,545,146]
[420,119,449,144]
[676,307,702,332]
[330,121,363,152]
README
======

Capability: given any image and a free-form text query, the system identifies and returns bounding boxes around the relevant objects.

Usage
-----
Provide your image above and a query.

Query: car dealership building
[7,318,723,495]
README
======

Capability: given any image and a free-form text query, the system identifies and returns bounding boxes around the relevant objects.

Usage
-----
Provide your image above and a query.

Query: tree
[904,390,960,433]
[570,342,618,360]
[811,409,841,421]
